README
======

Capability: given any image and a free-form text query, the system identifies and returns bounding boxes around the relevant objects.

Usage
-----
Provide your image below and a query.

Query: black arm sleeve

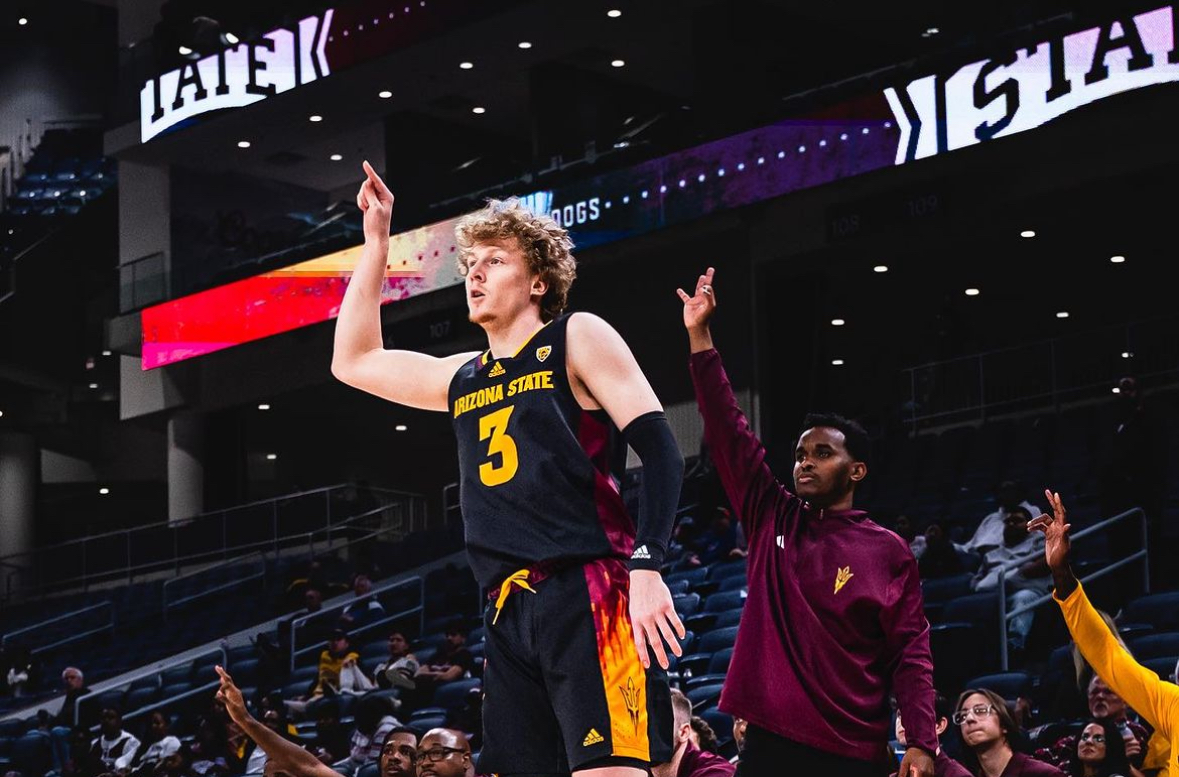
[622,410,685,571]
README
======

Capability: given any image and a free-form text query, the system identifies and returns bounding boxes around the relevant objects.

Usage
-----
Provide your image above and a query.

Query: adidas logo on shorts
[631,545,650,560]
[582,728,604,747]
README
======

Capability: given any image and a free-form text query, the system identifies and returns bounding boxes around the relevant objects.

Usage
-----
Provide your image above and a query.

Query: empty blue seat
[230,658,261,687]
[673,593,701,618]
[964,671,1034,701]
[124,686,161,713]
[707,559,747,582]
[1123,593,1179,631]
[697,627,739,654]
[699,707,734,746]
[666,568,709,587]
[432,678,481,710]
[713,609,743,629]
[685,683,724,709]
[703,591,746,614]
[11,732,50,777]
[1143,656,1177,682]
[717,576,748,592]
[1128,632,1179,660]
[408,716,447,738]
[161,663,193,686]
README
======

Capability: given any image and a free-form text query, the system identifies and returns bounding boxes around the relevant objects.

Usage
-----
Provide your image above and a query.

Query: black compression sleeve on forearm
[622,411,685,571]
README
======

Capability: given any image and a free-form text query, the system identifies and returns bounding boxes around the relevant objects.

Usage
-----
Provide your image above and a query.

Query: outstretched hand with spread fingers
[677,267,717,332]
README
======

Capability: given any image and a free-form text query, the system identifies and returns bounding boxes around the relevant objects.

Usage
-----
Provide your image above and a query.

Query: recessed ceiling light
[257,403,271,410]
[99,487,110,495]
[923,26,939,37]
[831,359,845,366]
[102,350,112,356]
[395,424,408,431]
[873,265,888,273]
[1121,352,1133,359]
[1110,255,1125,263]
[1020,229,1036,238]
[178,45,193,55]
[18,17,28,25]
[607,9,622,17]
[611,59,626,68]
[89,383,99,389]
[223,32,239,45]
[378,90,393,98]
[266,453,278,460]
[472,106,486,114]
[965,288,980,296]
[309,114,323,122]
[1056,311,1069,319]
[237,140,251,148]
[330,154,343,161]
[459,61,473,69]
[517,41,532,49]
[1112,387,1121,394]
[0,410,4,418]
[831,318,845,326]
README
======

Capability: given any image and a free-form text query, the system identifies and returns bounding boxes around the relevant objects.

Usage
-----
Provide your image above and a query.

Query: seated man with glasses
[954,688,1064,776]
[416,728,482,777]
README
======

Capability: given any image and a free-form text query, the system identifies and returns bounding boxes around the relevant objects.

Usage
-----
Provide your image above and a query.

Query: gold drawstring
[492,568,537,625]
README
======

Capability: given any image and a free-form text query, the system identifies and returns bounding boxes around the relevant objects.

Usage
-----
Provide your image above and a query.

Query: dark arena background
[1,0,1178,773]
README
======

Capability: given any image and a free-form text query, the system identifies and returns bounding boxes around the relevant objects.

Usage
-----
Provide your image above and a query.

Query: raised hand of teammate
[678,267,717,354]
[356,160,394,243]
[1027,488,1078,597]
[630,570,686,670]
[214,666,252,726]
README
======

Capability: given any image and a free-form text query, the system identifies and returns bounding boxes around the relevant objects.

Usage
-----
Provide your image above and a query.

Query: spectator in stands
[86,708,141,777]
[50,666,91,775]
[920,521,965,579]
[128,712,182,777]
[1097,376,1168,589]
[188,716,237,777]
[373,632,419,690]
[377,727,418,777]
[210,698,249,764]
[970,505,1051,657]
[3,644,37,698]
[406,626,473,712]
[215,666,417,777]
[1035,675,1150,777]
[895,514,928,559]
[689,716,722,756]
[242,708,296,775]
[651,688,734,777]
[690,508,743,567]
[310,702,350,766]
[957,481,1040,556]
[680,270,937,777]
[446,686,483,751]
[414,729,475,777]
[893,693,971,777]
[731,718,747,765]
[285,629,360,715]
[1060,720,1132,777]
[159,746,195,777]
[954,689,1063,776]
[333,695,402,775]
[266,586,329,676]
[337,575,385,629]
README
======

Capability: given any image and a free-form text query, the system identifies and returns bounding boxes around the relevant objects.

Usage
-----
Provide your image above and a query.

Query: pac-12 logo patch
[536,345,552,362]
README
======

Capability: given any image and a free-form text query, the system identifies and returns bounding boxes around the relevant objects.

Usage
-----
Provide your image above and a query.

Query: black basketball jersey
[448,313,637,588]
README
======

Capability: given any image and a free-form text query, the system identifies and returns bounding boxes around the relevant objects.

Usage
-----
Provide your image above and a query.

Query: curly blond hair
[455,197,576,321]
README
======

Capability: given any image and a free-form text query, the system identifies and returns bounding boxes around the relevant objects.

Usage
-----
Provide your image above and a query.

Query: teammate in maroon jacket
[678,268,937,777]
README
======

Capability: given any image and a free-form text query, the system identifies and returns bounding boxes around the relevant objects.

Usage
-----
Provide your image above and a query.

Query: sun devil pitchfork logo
[619,677,642,735]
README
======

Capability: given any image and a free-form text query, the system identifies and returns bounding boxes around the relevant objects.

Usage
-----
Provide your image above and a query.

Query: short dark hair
[381,726,418,749]
[800,412,871,467]
[933,692,952,725]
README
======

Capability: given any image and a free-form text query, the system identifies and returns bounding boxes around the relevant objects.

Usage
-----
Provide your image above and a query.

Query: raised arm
[679,268,793,537]
[214,667,340,777]
[1030,491,1179,740]
[566,312,686,670]
[329,161,477,410]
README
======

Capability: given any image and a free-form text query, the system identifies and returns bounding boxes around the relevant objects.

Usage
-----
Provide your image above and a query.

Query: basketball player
[330,162,685,776]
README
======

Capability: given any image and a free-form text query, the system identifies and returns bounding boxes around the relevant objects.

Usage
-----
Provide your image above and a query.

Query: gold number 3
[478,405,518,486]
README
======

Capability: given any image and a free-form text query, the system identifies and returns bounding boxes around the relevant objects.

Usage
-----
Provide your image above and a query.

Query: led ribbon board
[141,10,334,143]
[885,5,1179,164]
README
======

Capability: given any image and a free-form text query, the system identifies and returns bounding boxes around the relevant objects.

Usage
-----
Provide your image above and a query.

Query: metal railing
[997,507,1148,670]
[162,552,268,622]
[0,483,423,603]
[901,316,1179,432]
[1,601,114,656]
[118,250,169,313]
[289,575,426,671]
[74,646,227,727]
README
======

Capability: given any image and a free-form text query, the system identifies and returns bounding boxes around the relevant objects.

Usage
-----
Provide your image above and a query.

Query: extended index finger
[214,665,234,685]
[361,160,392,197]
